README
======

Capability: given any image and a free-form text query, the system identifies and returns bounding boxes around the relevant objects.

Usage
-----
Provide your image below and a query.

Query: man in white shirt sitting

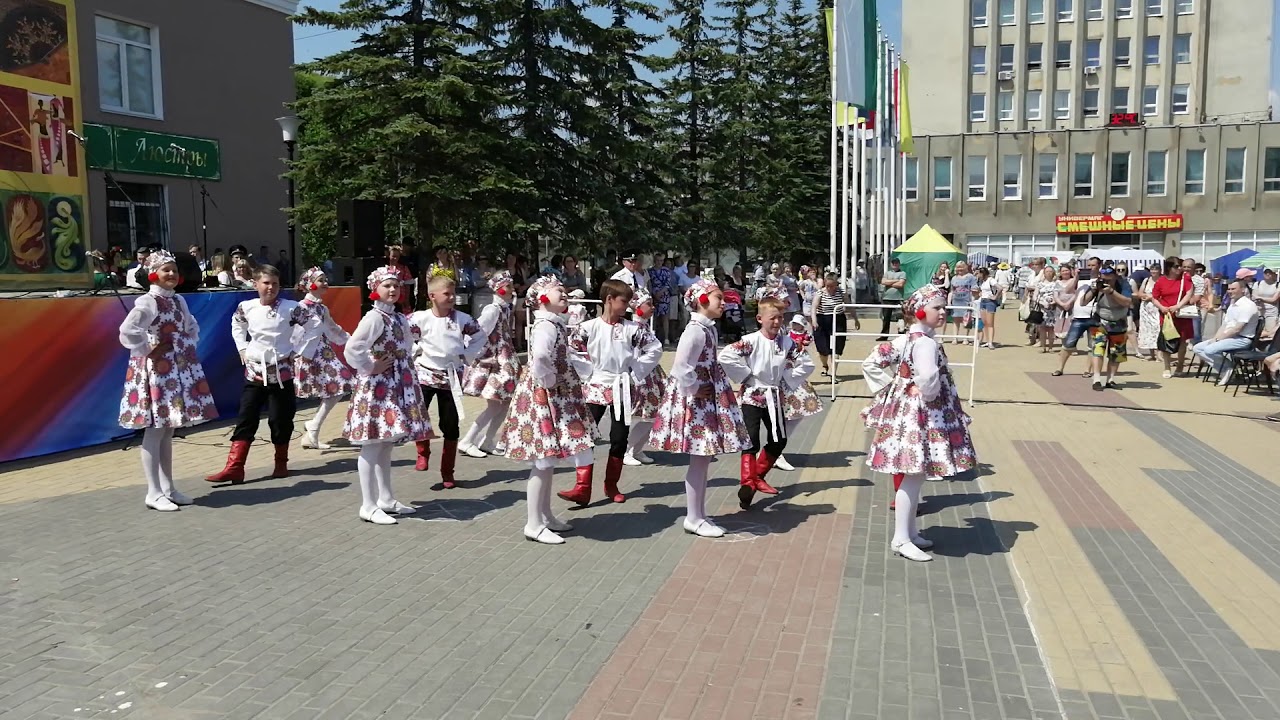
[1192,277,1260,386]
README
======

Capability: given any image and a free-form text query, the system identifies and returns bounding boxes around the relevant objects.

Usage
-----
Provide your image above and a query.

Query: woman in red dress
[1149,256,1195,378]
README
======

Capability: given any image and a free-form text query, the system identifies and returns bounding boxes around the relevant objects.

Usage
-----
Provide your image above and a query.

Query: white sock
[373,442,395,505]
[141,428,165,502]
[156,427,176,497]
[685,456,711,525]
[307,397,341,434]
[628,421,653,456]
[893,473,926,546]
[463,401,504,447]
[526,467,553,533]
[358,444,381,512]
[484,401,512,448]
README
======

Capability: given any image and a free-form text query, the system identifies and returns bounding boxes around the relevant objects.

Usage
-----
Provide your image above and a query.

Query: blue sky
[293,0,904,64]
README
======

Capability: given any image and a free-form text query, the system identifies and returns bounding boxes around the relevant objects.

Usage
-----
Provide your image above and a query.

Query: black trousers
[814,313,847,357]
[879,306,903,336]
[741,404,787,458]
[588,403,629,459]
[421,386,460,440]
[230,380,297,445]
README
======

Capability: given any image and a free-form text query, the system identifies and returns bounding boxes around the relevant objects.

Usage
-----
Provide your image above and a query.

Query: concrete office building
[901,0,1280,262]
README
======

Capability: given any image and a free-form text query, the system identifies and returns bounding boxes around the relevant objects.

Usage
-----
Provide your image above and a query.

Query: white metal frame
[94,13,164,120]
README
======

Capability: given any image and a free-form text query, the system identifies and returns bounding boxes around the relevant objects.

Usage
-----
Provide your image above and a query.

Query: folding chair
[1227,332,1280,397]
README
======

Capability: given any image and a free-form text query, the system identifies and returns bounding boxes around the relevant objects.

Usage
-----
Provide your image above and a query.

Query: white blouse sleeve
[718,338,754,385]
[343,312,382,375]
[476,303,501,336]
[176,295,201,345]
[911,336,942,402]
[231,303,250,353]
[529,320,558,388]
[669,326,704,393]
[321,307,350,345]
[567,323,593,381]
[783,343,816,389]
[460,315,487,362]
[118,295,159,356]
[630,324,663,383]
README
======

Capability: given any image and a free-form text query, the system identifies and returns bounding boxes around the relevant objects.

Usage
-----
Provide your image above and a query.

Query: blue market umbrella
[1210,248,1259,278]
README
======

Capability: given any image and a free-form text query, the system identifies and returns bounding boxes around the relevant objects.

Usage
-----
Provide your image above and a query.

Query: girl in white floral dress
[648,271,751,538]
[458,270,520,458]
[292,267,353,450]
[624,287,666,466]
[497,275,597,545]
[343,266,433,526]
[862,284,977,562]
[119,250,219,511]
[772,313,823,473]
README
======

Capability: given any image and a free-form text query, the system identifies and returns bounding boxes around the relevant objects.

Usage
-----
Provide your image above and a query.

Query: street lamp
[276,115,300,281]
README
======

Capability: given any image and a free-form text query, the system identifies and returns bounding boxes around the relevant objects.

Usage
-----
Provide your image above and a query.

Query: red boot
[415,440,430,472]
[557,464,593,506]
[754,450,781,495]
[738,453,757,510]
[272,444,289,479]
[603,456,625,503]
[889,472,904,510]
[205,441,250,484]
[441,440,458,489]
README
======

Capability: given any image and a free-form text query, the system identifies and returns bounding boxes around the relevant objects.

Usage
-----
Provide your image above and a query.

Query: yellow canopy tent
[891,225,966,294]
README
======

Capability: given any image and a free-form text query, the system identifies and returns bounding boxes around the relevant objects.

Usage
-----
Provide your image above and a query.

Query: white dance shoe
[459,442,488,459]
[774,455,795,472]
[683,518,726,538]
[378,500,416,515]
[524,525,565,545]
[633,450,655,464]
[145,496,179,512]
[622,451,643,467]
[891,541,932,562]
[167,490,194,506]
[359,507,397,525]
[301,428,331,450]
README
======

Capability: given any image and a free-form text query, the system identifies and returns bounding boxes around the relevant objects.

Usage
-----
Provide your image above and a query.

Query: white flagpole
[887,44,898,273]
[840,114,850,287]
[897,54,907,250]
[828,5,840,273]
[874,29,885,269]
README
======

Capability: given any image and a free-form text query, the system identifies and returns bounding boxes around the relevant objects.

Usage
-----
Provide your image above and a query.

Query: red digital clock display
[1108,113,1141,127]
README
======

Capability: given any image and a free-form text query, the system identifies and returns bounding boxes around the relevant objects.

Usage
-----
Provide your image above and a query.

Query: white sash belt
[246,346,287,388]
[610,372,634,427]
[447,362,466,422]
[762,385,786,444]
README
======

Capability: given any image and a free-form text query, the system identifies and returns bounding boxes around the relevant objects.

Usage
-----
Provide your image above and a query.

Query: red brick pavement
[1013,440,1139,531]
[567,510,851,720]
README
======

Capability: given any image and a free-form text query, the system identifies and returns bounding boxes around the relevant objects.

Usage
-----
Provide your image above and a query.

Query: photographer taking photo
[1082,266,1133,391]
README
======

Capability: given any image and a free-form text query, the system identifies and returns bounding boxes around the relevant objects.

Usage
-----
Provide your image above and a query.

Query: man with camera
[1080,265,1133,390]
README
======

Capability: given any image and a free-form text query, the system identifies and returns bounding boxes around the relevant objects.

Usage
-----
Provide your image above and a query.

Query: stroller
[721,288,745,340]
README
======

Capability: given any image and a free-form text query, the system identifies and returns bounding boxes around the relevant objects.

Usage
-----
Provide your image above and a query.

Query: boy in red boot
[559,279,662,506]
[719,292,814,510]
[206,264,310,485]
[409,272,485,489]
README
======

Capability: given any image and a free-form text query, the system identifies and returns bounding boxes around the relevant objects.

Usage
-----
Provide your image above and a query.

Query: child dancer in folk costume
[720,292,816,511]
[499,275,597,544]
[861,333,926,514]
[206,264,310,485]
[624,288,666,466]
[458,270,520,458]
[649,271,751,538]
[771,313,823,472]
[343,266,434,525]
[409,273,485,489]
[558,280,663,506]
[862,284,977,562]
[119,250,219,511]
[292,267,353,450]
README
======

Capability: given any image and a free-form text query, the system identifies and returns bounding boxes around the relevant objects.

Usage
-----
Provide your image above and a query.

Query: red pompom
[309,282,318,291]
[915,308,927,320]
[147,271,158,282]
[698,293,709,305]
[635,308,645,317]
[497,287,507,296]
[539,294,549,306]
[369,291,380,301]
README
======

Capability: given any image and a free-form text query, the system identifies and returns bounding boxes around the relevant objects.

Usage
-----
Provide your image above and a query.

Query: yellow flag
[899,62,914,155]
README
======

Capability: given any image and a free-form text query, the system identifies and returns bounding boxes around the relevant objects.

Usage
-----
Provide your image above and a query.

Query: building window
[1147,150,1168,195]
[1175,0,1193,14]
[1265,148,1280,192]
[1000,0,1016,24]
[1172,83,1190,114]
[1074,153,1094,197]
[1087,0,1104,20]
[934,157,954,200]
[1026,89,1043,120]
[1116,0,1134,17]
[1174,34,1191,64]
[1057,0,1074,21]
[1184,148,1206,194]
[967,156,988,200]
[1110,151,1131,196]
[999,90,1014,120]
[972,46,987,74]
[905,157,919,200]
[1056,41,1072,68]
[1182,231,1280,264]
[1142,86,1159,116]
[973,0,989,25]
[1083,89,1100,117]
[1224,148,1246,194]
[1028,43,1043,70]
[106,182,168,251]
[1146,0,1162,15]
[999,44,1015,72]
[1038,153,1059,198]
[1115,37,1131,65]
[1085,39,1101,67]
[95,16,160,117]
[1054,90,1071,119]
[1029,0,1046,22]
[970,93,987,122]
[1003,154,1022,199]
[1145,35,1160,65]
[1113,87,1130,112]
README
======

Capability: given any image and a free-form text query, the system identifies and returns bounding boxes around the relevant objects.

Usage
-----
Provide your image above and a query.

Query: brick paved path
[4,310,1280,719]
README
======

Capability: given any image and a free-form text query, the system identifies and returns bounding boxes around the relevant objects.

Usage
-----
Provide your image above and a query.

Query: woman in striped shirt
[811,273,849,375]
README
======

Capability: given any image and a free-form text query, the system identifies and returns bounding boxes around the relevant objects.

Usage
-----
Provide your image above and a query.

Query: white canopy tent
[1078,247,1164,268]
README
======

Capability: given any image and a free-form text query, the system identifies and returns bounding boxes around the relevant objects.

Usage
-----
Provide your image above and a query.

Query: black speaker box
[172,252,204,293]
[336,200,386,258]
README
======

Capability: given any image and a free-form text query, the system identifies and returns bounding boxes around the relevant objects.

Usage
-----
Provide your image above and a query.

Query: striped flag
[833,0,878,108]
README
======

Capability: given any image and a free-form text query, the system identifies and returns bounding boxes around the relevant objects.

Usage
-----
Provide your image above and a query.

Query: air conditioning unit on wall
[997,70,1015,81]
[1084,66,1099,75]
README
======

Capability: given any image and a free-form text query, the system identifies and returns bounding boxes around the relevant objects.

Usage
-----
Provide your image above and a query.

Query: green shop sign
[84,123,221,181]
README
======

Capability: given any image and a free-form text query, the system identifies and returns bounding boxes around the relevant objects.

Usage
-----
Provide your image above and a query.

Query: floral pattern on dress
[498,319,597,462]
[462,303,520,402]
[293,303,353,399]
[860,331,976,478]
[342,309,433,444]
[647,324,750,456]
[635,365,668,420]
[119,295,219,429]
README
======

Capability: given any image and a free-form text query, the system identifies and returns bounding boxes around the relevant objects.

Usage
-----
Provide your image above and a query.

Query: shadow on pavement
[920,490,1013,514]
[568,503,687,541]
[927,516,1039,558]
[195,478,348,507]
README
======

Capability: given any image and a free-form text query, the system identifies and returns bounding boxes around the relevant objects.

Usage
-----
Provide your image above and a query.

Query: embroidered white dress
[292,295,353,399]
[118,286,219,429]
[462,300,520,402]
[647,314,750,456]
[342,302,433,444]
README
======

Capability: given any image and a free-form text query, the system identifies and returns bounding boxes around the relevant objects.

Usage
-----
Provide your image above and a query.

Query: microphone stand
[199,182,219,261]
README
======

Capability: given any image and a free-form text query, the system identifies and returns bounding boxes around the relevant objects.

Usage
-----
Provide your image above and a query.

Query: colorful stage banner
[0,286,361,464]
[0,0,92,289]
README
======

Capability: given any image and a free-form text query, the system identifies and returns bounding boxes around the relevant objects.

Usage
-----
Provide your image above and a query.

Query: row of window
[904,147,1280,201]
[973,0,1194,26]
[970,85,1190,121]
[972,35,1190,75]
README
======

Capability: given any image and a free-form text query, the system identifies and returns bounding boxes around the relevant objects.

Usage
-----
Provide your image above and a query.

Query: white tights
[305,397,342,434]
[461,400,507,448]
[525,466,557,533]
[627,420,653,456]
[141,427,176,502]
[892,473,926,546]
[357,442,394,512]
[685,456,712,525]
